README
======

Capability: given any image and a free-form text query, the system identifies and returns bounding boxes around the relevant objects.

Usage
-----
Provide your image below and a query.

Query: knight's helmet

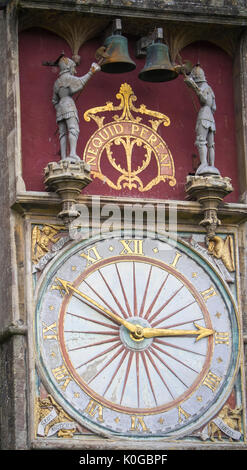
[42,52,77,74]
[190,64,206,83]
[58,56,76,74]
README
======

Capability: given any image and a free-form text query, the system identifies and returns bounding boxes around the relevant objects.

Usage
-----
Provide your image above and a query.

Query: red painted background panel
[19,29,238,201]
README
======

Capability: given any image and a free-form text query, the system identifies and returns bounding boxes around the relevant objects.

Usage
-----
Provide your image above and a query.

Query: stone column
[0,2,28,449]
[233,29,247,204]
[233,28,247,396]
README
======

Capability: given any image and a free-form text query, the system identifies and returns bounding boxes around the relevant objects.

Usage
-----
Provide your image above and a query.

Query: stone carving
[184,64,220,176]
[185,174,233,240]
[52,55,100,162]
[44,160,91,224]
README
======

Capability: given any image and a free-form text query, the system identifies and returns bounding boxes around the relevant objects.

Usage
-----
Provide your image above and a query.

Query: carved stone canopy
[185,174,234,240]
[44,160,91,225]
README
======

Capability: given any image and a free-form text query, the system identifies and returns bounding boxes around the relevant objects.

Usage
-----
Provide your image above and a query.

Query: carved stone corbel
[185,174,233,240]
[44,160,91,225]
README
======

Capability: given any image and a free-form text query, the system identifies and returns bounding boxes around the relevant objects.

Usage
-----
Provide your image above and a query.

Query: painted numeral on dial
[80,246,102,266]
[120,239,144,256]
[52,364,72,391]
[170,252,182,268]
[178,406,191,423]
[42,321,57,340]
[129,416,150,432]
[203,371,222,392]
[215,332,230,345]
[200,286,217,302]
[84,399,104,423]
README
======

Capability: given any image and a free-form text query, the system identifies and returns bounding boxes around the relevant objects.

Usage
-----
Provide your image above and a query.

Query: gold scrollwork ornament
[83,83,176,192]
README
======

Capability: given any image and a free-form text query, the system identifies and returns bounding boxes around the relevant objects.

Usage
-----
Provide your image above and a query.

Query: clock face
[35,235,240,439]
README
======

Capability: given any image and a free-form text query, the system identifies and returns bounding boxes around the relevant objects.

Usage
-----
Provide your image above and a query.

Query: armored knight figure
[52,56,100,162]
[184,64,220,176]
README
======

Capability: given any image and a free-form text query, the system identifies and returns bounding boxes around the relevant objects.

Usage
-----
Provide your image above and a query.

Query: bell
[139,42,178,82]
[100,34,136,74]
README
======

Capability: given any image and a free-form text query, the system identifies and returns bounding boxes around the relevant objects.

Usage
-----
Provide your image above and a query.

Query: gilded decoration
[32,224,70,273]
[32,225,63,264]
[83,83,176,192]
[207,235,235,273]
[202,404,242,442]
[189,234,235,284]
[36,394,76,438]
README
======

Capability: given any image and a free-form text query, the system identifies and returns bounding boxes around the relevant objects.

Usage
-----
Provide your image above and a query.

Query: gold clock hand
[141,323,214,342]
[54,277,137,333]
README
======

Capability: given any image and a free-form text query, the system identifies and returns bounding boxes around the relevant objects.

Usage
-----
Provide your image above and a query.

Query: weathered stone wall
[22,0,247,16]
[0,3,28,450]
[232,29,247,393]
[0,336,28,449]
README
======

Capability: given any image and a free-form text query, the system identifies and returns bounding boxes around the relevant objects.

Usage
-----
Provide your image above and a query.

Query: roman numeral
[119,239,144,256]
[129,416,149,432]
[42,321,57,340]
[178,406,191,423]
[52,364,72,391]
[215,331,230,345]
[80,245,102,266]
[203,371,221,392]
[200,286,217,302]
[84,400,104,422]
[170,252,182,268]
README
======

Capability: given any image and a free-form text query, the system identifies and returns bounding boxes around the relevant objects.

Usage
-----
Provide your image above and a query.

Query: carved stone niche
[44,160,91,224]
[185,175,233,240]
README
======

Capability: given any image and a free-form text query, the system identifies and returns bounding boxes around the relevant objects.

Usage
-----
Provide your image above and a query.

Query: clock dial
[59,256,213,413]
[35,235,239,439]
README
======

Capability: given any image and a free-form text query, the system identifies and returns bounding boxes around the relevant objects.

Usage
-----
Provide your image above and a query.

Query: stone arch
[163,23,241,62]
[18,11,108,60]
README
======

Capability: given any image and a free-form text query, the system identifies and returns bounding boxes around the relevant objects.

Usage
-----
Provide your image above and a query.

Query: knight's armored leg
[58,121,67,160]
[206,130,220,174]
[198,141,208,165]
[207,131,215,167]
[67,117,80,161]
[69,130,79,160]
[195,126,208,175]
[196,137,207,167]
